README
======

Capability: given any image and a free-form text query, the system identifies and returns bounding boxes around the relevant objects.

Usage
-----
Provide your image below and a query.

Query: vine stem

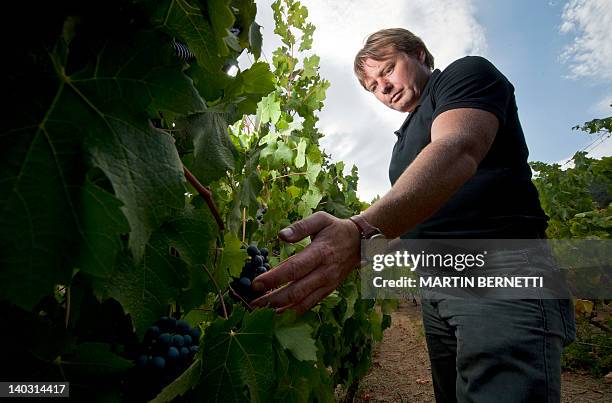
[242,207,247,243]
[202,264,228,320]
[183,165,224,230]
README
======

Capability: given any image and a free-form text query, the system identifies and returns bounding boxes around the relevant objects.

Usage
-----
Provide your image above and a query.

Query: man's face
[362,49,431,113]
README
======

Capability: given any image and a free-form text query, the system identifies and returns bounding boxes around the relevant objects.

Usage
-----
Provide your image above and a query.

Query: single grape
[180,347,190,359]
[246,245,259,257]
[260,248,269,257]
[183,334,193,346]
[263,263,270,269]
[176,320,190,335]
[167,346,179,360]
[158,333,172,347]
[256,266,267,275]
[190,327,201,341]
[239,277,251,288]
[190,345,199,354]
[152,356,165,370]
[172,334,185,347]
[252,255,264,266]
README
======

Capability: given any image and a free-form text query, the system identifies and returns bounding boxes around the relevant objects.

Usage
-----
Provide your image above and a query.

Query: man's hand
[250,211,361,314]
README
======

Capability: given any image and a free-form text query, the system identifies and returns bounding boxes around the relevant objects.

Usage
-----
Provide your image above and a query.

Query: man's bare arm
[362,108,497,237]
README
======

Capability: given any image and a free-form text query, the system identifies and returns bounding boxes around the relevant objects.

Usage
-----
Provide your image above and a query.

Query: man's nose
[381,80,393,94]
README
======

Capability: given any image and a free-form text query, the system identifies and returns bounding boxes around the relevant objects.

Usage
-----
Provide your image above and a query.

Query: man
[252,28,575,402]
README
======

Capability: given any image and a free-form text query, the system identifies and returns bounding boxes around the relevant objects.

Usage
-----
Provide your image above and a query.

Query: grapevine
[0,0,387,401]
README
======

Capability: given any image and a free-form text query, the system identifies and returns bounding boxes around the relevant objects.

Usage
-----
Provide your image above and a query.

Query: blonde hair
[354,28,434,89]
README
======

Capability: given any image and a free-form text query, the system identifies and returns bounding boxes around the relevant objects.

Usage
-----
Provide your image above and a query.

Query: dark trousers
[421,297,575,403]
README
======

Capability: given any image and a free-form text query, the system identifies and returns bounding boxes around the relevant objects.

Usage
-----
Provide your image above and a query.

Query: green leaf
[275,141,294,164]
[298,187,323,218]
[179,108,239,185]
[151,359,202,403]
[303,55,319,78]
[220,233,248,279]
[61,342,133,378]
[156,205,218,311]
[76,181,130,278]
[149,0,224,72]
[249,22,263,59]
[207,0,235,56]
[306,156,322,186]
[200,308,276,402]
[257,93,281,125]
[224,62,276,116]
[93,250,185,337]
[295,138,307,168]
[274,312,318,361]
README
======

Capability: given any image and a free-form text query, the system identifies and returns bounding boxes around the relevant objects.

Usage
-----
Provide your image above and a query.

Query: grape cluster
[229,245,270,303]
[135,316,201,374]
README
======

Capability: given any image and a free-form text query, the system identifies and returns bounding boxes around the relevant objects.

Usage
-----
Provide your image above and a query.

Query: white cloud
[590,95,612,116]
[560,0,612,82]
[247,1,486,202]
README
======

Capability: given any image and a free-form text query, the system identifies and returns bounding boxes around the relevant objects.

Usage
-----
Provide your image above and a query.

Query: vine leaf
[93,249,185,338]
[257,93,281,125]
[76,181,130,278]
[151,359,203,403]
[60,342,134,378]
[148,0,224,72]
[207,0,236,55]
[200,308,276,402]
[178,108,238,185]
[274,312,318,362]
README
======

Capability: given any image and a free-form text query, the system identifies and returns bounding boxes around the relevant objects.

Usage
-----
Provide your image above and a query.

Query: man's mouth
[391,90,402,103]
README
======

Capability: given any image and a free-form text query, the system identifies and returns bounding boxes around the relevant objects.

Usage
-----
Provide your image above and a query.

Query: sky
[240,0,612,202]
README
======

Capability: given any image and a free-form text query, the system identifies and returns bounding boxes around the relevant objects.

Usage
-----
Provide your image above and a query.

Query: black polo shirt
[389,56,548,239]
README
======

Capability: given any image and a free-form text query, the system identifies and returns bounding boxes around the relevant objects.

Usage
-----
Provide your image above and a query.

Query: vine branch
[183,165,225,230]
[202,264,228,320]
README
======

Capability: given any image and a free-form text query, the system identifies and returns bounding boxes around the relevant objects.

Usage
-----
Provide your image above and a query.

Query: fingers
[251,263,327,308]
[251,242,324,292]
[278,211,334,242]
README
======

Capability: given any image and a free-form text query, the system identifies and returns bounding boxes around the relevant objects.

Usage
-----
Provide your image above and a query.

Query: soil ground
[354,299,612,403]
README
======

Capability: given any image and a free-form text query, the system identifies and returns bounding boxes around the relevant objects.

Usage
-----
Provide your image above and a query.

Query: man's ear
[418,49,425,64]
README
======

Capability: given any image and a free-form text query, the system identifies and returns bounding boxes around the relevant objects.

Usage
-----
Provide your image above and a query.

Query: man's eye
[385,65,394,74]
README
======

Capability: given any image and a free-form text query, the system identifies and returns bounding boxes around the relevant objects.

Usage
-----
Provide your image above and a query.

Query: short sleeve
[431,56,513,125]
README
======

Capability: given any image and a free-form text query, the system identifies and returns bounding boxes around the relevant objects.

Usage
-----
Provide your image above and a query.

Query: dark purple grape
[190,327,201,341]
[246,245,259,257]
[190,345,199,354]
[183,334,192,346]
[256,266,267,275]
[158,333,172,347]
[172,334,185,347]
[167,346,179,360]
[180,347,190,359]
[176,320,190,335]
[260,248,269,257]
[239,277,251,288]
[252,255,264,265]
[264,263,270,269]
